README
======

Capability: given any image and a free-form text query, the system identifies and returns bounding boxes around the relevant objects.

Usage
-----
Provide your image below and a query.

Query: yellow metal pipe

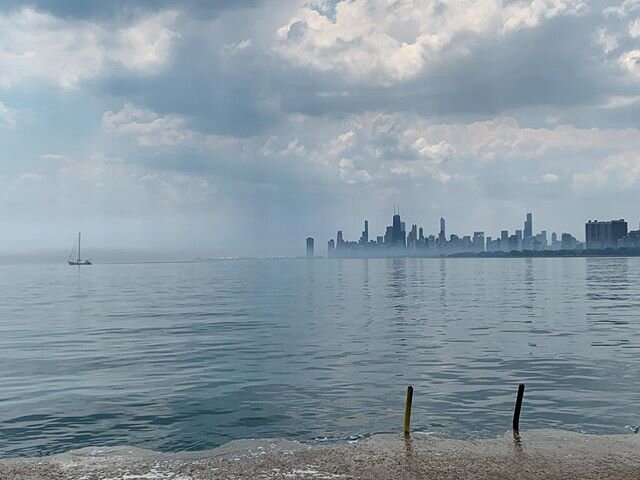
[403,385,414,436]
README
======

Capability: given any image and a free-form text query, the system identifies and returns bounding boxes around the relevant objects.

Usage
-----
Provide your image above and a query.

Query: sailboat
[68,232,92,265]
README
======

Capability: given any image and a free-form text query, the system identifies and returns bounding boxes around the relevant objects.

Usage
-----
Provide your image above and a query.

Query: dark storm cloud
[93,32,282,137]
[277,15,617,123]
[0,0,259,19]
[96,5,634,140]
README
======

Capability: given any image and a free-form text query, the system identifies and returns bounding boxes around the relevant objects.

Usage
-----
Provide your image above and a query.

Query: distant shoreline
[328,247,640,259]
[453,248,640,258]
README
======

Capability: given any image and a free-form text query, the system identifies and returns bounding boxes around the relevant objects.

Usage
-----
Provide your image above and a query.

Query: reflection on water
[0,257,640,457]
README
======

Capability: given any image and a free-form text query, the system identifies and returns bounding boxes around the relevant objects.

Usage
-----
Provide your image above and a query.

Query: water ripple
[0,257,639,457]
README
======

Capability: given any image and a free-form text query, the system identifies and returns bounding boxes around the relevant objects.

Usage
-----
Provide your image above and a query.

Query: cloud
[100,104,640,201]
[0,101,17,127]
[275,0,587,84]
[80,0,618,138]
[102,103,195,146]
[604,0,640,19]
[620,49,640,78]
[224,38,253,54]
[0,0,260,20]
[600,94,640,108]
[0,153,212,218]
[0,8,179,88]
[541,173,560,183]
[268,10,610,122]
[595,27,619,53]
[573,153,640,190]
[320,113,640,168]
[40,153,71,162]
[630,18,640,37]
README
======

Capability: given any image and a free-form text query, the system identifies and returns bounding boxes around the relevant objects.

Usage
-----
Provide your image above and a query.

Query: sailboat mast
[78,232,81,262]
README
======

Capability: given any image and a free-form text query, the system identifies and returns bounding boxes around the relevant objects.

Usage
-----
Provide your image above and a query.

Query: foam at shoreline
[1,429,639,479]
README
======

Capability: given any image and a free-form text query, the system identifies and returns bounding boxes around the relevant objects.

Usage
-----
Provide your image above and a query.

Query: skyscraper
[473,231,485,252]
[384,226,393,245]
[500,230,509,251]
[359,220,369,245]
[438,217,446,246]
[408,224,418,248]
[306,237,315,257]
[524,212,533,239]
[392,213,405,247]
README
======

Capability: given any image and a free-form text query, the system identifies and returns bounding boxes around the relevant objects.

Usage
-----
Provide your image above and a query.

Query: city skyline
[318,209,640,258]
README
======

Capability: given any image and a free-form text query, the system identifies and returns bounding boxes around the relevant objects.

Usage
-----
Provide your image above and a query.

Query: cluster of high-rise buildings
[306,210,640,258]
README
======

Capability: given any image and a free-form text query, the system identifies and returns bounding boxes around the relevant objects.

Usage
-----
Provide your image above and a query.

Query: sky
[1,0,640,257]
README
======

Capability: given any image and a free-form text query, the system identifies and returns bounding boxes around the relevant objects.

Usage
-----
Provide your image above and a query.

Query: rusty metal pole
[403,385,414,436]
[513,383,525,431]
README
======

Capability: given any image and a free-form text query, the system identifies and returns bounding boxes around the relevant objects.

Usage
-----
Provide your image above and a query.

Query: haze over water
[1,257,639,458]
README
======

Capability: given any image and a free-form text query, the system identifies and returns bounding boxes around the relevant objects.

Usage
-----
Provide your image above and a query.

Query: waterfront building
[306,237,315,257]
[619,229,640,248]
[536,231,547,250]
[585,219,628,249]
[561,233,577,250]
[473,231,485,252]
[500,230,509,251]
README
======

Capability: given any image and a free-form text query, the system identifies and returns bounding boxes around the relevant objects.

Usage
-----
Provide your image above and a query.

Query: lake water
[1,257,639,457]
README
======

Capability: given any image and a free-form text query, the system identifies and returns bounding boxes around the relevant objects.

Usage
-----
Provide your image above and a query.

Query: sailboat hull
[68,260,92,265]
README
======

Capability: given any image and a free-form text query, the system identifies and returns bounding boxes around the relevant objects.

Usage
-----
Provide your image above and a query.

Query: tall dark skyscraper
[306,237,314,257]
[359,220,369,245]
[438,217,446,245]
[392,213,405,247]
[524,212,533,239]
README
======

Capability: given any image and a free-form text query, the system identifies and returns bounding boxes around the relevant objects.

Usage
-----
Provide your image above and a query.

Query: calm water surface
[0,257,639,457]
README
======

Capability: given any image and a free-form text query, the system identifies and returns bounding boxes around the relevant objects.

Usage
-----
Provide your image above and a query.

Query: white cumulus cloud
[0,8,179,88]
[620,49,640,78]
[275,0,586,84]
[102,103,194,146]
